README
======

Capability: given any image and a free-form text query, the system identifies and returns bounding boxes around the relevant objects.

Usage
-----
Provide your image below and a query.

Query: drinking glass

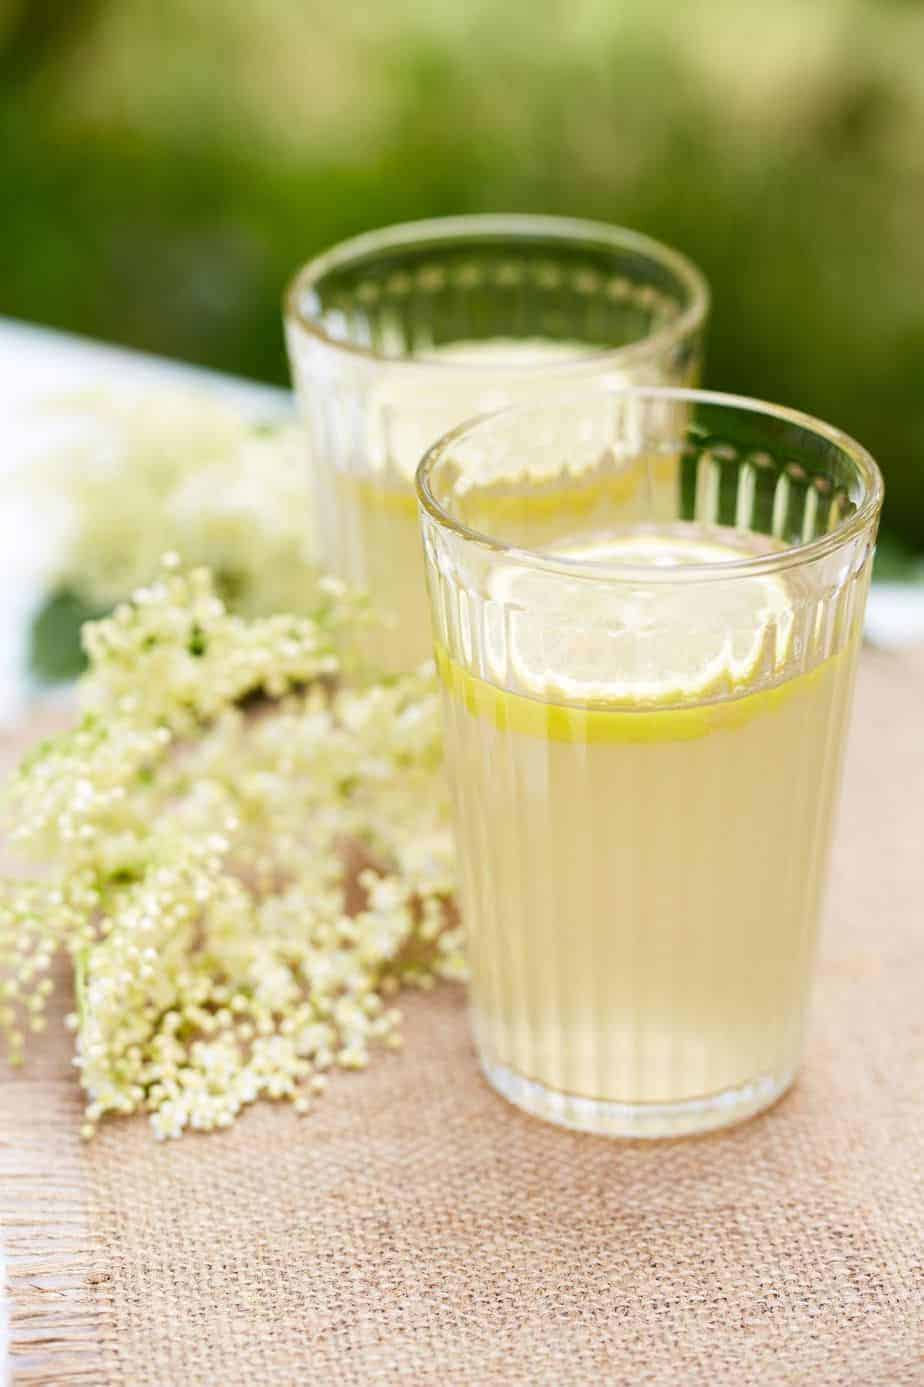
[417,386,882,1137]
[285,216,708,672]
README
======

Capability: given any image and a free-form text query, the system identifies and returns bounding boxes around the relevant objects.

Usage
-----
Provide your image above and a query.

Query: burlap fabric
[2,647,923,1386]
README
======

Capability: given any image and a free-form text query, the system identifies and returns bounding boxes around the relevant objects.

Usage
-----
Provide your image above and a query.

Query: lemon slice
[484,528,795,707]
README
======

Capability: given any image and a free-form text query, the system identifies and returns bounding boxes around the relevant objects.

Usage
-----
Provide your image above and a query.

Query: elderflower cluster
[1,561,462,1139]
[34,388,323,620]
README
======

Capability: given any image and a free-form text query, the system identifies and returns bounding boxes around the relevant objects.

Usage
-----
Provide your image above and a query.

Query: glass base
[481,1056,797,1139]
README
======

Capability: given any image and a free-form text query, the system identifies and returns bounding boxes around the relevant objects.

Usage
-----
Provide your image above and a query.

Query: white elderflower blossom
[36,391,322,621]
[26,389,381,692]
[1,561,463,1138]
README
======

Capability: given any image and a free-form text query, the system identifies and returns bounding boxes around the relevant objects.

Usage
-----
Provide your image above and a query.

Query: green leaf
[28,588,108,684]
[873,532,924,584]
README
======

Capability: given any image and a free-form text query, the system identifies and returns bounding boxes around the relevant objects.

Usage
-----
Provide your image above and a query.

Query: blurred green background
[2,0,923,560]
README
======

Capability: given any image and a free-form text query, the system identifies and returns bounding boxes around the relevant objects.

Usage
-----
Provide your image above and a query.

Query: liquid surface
[315,337,643,673]
[439,525,864,1120]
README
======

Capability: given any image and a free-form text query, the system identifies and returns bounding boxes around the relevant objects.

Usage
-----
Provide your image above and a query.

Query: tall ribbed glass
[417,387,882,1137]
[285,216,708,672]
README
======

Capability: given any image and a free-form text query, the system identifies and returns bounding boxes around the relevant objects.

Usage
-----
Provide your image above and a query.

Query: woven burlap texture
[2,646,923,1386]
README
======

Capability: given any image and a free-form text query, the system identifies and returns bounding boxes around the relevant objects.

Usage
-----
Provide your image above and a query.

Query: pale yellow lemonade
[437,523,863,1129]
[334,340,681,671]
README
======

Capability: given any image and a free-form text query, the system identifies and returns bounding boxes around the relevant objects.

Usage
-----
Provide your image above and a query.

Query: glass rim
[415,385,884,585]
[284,213,709,373]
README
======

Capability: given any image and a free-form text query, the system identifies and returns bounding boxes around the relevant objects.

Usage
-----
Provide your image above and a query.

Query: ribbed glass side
[438,625,864,1135]
[295,242,690,363]
[286,223,705,673]
[420,394,879,1136]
